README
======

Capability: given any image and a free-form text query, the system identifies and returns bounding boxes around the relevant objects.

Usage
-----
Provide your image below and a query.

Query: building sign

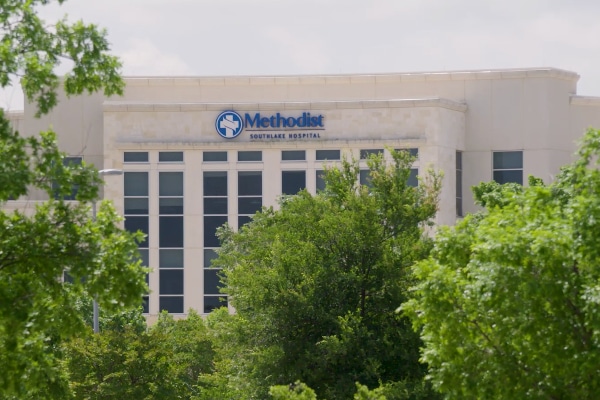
[215,110,325,140]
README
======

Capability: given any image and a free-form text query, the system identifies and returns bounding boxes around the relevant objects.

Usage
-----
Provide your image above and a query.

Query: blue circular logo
[215,111,243,139]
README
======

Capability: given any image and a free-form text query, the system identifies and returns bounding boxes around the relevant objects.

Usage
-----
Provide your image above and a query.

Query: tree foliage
[1,0,124,115]
[205,151,442,399]
[403,128,600,399]
[65,309,215,400]
[0,1,142,398]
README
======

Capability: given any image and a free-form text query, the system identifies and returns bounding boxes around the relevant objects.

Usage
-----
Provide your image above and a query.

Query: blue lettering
[245,113,260,128]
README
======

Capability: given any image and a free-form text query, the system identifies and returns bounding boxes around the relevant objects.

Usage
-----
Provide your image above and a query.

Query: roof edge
[123,67,579,87]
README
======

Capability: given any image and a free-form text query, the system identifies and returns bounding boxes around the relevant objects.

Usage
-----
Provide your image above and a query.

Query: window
[203,151,227,162]
[316,149,340,161]
[394,148,419,158]
[159,171,184,313]
[282,150,306,161]
[493,151,523,184]
[159,151,183,162]
[408,169,418,187]
[203,171,228,313]
[360,149,383,159]
[124,152,149,162]
[456,152,463,217]
[53,156,82,200]
[238,171,262,228]
[124,171,149,313]
[359,170,371,187]
[316,170,326,192]
[238,151,262,162]
[282,171,306,195]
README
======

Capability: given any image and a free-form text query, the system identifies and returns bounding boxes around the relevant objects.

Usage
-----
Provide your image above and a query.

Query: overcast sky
[2,0,600,110]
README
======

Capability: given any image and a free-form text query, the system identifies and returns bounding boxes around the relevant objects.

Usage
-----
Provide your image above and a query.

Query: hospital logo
[215,111,243,139]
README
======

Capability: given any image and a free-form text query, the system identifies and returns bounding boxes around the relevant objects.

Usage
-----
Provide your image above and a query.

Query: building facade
[6,67,600,318]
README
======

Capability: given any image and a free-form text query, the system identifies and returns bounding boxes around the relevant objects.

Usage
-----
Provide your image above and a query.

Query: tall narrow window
[282,171,306,195]
[124,172,149,313]
[316,170,326,192]
[493,151,523,185]
[159,172,184,313]
[456,152,463,217]
[238,171,262,228]
[203,171,228,313]
[53,156,82,200]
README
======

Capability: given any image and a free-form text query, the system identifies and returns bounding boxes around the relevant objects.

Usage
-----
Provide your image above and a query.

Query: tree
[0,1,144,398]
[205,151,442,399]
[1,0,123,115]
[65,309,215,399]
[403,128,600,399]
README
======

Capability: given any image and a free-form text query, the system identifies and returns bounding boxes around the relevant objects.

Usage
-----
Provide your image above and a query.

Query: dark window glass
[316,149,340,160]
[142,296,149,313]
[493,170,523,185]
[282,171,306,195]
[204,296,227,313]
[203,151,227,162]
[408,169,418,187]
[204,197,228,215]
[395,148,419,158]
[493,151,523,169]
[238,197,262,214]
[282,150,306,161]
[204,249,218,268]
[159,198,183,214]
[316,170,326,191]
[160,296,183,313]
[204,216,228,247]
[54,157,83,200]
[124,217,149,247]
[124,172,148,196]
[456,198,463,218]
[204,172,227,196]
[159,216,183,247]
[360,149,383,159]
[124,198,148,215]
[159,172,183,196]
[160,249,184,269]
[204,269,223,295]
[238,215,252,228]
[238,171,262,196]
[124,152,149,162]
[160,270,183,294]
[456,151,462,170]
[238,151,262,162]
[159,151,183,162]
[360,170,371,186]
[138,249,149,267]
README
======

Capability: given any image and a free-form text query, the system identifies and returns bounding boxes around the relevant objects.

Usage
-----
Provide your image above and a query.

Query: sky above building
[2,0,600,110]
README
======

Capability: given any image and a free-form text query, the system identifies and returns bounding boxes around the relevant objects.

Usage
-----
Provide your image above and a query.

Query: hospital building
[5,67,600,318]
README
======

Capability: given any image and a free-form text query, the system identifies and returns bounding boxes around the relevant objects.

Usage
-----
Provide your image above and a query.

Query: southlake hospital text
[249,132,322,140]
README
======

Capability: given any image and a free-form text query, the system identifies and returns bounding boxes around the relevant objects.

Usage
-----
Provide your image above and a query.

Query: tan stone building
[6,67,600,317]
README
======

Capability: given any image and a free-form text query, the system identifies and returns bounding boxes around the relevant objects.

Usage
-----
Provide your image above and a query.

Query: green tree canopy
[0,1,145,398]
[403,128,600,399]
[1,0,123,115]
[202,151,442,399]
[66,309,215,399]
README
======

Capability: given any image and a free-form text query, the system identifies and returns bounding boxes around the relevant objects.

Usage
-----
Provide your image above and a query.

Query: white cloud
[118,39,194,76]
